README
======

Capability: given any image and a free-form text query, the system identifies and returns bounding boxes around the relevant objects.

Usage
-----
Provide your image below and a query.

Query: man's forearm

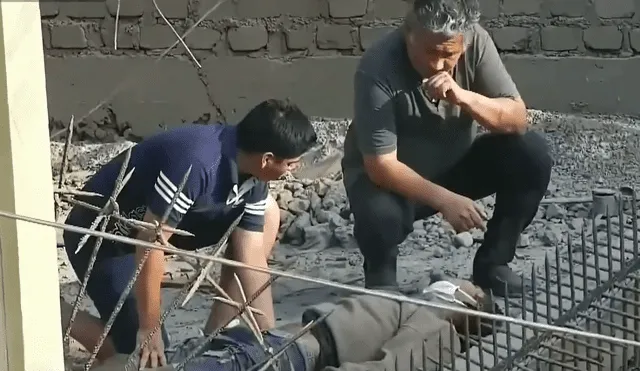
[368,160,451,211]
[458,91,527,134]
[135,246,165,329]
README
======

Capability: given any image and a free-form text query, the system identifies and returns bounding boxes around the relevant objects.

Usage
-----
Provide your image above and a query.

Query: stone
[432,246,444,258]
[594,0,634,18]
[491,27,530,51]
[59,2,105,18]
[583,27,623,51]
[317,25,355,50]
[101,20,137,49]
[288,198,311,215]
[152,0,189,19]
[184,28,222,50]
[570,218,585,230]
[312,180,330,197]
[334,225,356,249]
[286,212,312,242]
[541,27,580,51]
[309,192,322,213]
[548,0,587,17]
[328,212,348,229]
[502,0,541,15]
[540,225,564,246]
[228,26,269,52]
[453,232,474,248]
[106,0,144,17]
[372,0,409,18]
[140,25,177,50]
[630,29,640,52]
[236,0,321,18]
[51,25,88,49]
[277,189,294,209]
[285,28,314,50]
[517,234,531,248]
[328,0,368,18]
[545,204,566,219]
[300,223,333,250]
[280,208,294,226]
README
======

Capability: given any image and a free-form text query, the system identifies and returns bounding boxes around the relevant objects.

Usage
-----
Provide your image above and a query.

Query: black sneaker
[473,265,532,298]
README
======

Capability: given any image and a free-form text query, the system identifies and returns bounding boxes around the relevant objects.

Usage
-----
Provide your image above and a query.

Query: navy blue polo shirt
[77,124,269,252]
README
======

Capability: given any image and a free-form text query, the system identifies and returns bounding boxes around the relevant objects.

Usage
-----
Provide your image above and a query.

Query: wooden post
[0,2,65,371]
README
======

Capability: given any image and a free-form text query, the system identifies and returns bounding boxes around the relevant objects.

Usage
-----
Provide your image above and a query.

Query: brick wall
[42,0,640,140]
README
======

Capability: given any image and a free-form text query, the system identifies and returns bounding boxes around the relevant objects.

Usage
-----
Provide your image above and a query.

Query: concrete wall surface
[42,0,640,139]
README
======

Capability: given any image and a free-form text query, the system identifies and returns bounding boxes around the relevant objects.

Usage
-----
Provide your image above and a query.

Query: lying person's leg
[91,325,314,371]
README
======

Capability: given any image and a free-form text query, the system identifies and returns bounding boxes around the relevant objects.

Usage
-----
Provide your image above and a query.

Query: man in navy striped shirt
[63,99,317,368]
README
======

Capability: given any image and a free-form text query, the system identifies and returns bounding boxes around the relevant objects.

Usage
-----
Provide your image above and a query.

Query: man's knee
[347,177,409,244]
[479,131,553,188]
[516,131,553,188]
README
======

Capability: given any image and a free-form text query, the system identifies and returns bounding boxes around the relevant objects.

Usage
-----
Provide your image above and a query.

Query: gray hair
[405,0,480,37]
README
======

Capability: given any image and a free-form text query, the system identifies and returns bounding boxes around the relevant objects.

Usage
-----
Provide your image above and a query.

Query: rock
[287,198,310,215]
[334,225,357,249]
[517,233,531,248]
[309,192,322,213]
[300,223,333,251]
[569,218,584,230]
[432,246,444,258]
[277,190,294,209]
[471,229,485,242]
[285,212,312,243]
[327,212,347,229]
[312,180,329,197]
[545,204,566,220]
[279,208,294,226]
[453,232,474,248]
[413,220,426,230]
[540,225,564,246]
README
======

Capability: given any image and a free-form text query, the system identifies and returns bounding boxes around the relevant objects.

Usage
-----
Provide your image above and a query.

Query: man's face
[405,29,465,78]
[256,153,303,181]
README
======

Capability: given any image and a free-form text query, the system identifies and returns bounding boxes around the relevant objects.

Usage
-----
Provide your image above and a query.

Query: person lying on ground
[79,277,501,371]
[62,99,318,368]
[342,0,553,296]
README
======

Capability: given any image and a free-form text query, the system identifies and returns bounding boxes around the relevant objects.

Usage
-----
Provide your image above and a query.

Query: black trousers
[345,131,553,287]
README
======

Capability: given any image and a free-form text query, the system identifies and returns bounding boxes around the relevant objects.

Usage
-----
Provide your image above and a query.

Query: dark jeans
[63,206,237,354]
[345,131,553,288]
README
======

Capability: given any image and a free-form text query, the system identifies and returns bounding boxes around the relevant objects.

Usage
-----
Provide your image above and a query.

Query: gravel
[53,110,640,368]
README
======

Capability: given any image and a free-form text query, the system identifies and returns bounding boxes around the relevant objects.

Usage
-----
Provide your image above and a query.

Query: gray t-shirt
[342,25,521,189]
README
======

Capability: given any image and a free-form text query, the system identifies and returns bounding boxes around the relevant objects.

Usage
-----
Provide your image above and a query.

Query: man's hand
[422,72,469,105]
[136,328,167,369]
[438,192,488,233]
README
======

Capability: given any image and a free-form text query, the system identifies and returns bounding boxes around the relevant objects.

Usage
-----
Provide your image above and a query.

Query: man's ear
[261,152,275,168]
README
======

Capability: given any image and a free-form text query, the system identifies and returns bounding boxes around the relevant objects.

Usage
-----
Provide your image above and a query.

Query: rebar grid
[7,172,640,371]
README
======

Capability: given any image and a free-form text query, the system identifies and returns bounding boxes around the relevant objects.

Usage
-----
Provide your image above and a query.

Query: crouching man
[62,99,318,368]
[83,278,501,371]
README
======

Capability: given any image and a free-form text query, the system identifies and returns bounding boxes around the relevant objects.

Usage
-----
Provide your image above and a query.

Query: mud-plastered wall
[42,0,640,140]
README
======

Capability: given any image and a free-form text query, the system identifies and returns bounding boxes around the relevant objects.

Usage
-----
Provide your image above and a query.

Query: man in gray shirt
[342,0,553,297]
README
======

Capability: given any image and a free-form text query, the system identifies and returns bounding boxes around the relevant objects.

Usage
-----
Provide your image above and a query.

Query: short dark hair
[236,99,317,159]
